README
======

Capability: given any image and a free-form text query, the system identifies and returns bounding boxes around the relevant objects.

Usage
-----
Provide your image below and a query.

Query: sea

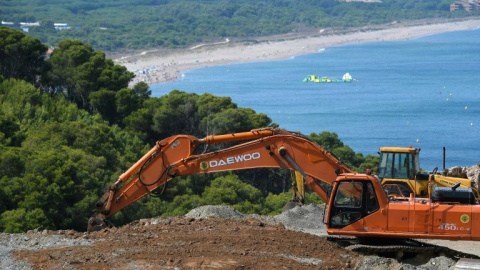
[151,28,480,171]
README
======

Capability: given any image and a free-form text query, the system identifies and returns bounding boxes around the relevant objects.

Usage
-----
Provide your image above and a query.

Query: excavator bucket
[87,216,112,232]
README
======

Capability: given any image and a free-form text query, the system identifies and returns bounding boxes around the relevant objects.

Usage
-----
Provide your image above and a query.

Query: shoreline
[112,19,480,86]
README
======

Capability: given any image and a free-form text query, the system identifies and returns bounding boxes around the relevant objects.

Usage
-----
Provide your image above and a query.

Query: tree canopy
[1,0,476,51]
[0,28,378,232]
[0,27,48,86]
[42,39,134,110]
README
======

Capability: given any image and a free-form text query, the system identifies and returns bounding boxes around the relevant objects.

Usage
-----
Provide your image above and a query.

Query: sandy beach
[112,19,480,85]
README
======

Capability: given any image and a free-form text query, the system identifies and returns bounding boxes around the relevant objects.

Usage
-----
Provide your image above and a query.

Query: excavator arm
[88,128,352,231]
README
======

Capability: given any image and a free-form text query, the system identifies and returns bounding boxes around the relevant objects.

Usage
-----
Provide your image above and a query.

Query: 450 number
[438,223,470,231]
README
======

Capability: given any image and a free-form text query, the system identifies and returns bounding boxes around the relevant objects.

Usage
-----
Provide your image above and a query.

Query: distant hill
[1,0,477,51]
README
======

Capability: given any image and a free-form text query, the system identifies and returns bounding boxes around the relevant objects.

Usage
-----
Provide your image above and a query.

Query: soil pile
[2,204,473,269]
[10,215,360,269]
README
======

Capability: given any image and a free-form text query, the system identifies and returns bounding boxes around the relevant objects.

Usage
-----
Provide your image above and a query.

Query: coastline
[113,19,480,86]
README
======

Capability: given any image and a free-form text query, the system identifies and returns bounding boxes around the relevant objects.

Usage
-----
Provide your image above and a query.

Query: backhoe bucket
[87,216,111,232]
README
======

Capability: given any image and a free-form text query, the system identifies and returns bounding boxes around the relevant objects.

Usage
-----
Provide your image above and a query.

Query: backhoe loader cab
[378,147,421,180]
[377,146,478,199]
[378,147,430,197]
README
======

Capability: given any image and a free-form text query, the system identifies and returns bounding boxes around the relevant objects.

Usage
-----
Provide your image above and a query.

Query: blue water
[151,28,480,170]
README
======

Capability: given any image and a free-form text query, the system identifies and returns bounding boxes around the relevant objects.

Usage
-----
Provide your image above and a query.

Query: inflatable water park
[303,72,353,83]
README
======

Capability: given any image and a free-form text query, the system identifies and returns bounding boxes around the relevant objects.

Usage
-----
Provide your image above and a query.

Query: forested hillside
[1,0,476,51]
[0,27,377,233]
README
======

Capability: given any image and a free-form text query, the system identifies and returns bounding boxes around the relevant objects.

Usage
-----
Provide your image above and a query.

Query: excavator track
[408,239,480,260]
[326,236,480,260]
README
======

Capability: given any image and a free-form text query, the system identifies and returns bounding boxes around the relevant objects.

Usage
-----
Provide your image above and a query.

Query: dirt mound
[273,204,326,236]
[185,205,247,220]
[0,230,92,270]
[11,216,361,269]
[2,204,474,269]
[185,204,326,233]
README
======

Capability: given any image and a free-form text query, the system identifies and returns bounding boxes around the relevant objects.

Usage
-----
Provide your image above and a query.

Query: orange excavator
[88,128,480,242]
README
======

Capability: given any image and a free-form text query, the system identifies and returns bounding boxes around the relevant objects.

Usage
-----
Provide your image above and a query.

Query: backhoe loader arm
[88,128,352,231]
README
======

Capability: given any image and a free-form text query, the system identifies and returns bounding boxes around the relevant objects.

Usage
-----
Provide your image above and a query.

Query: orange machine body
[89,128,480,241]
[326,174,480,240]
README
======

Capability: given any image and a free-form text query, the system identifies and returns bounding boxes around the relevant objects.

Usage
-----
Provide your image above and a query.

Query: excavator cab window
[330,181,379,228]
[366,183,379,213]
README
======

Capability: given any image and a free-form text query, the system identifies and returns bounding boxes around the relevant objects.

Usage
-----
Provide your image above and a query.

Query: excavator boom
[88,128,352,231]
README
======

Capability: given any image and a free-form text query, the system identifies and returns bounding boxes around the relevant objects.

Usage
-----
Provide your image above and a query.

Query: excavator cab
[328,179,380,229]
[326,174,480,241]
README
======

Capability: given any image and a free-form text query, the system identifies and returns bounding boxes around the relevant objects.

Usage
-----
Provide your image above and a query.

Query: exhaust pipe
[443,147,446,171]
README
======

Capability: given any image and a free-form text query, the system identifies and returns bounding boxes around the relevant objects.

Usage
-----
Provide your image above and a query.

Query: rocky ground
[2,204,479,270]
